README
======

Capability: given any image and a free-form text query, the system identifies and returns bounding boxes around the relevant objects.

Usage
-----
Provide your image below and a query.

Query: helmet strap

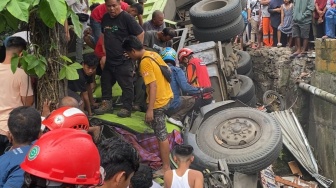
[45,180,63,187]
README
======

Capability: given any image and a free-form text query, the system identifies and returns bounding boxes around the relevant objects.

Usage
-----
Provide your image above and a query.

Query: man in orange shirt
[122,36,173,174]
[178,48,213,109]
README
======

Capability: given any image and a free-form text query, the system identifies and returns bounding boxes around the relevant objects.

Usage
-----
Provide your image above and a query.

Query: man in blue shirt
[0,106,41,187]
[268,0,284,46]
[160,48,201,127]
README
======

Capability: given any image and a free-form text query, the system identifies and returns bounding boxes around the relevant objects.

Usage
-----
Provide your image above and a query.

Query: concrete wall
[308,73,336,186]
[309,39,336,186]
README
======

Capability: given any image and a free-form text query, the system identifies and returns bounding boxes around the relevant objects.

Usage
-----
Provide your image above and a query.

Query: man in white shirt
[248,0,261,48]
[66,0,89,63]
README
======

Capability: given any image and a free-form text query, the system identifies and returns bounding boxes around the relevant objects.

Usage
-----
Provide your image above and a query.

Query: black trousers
[194,97,213,111]
[313,18,325,39]
[272,26,279,47]
[101,60,134,111]
[134,75,146,109]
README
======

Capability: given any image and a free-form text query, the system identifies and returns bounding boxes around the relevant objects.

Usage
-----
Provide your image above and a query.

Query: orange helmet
[20,128,101,185]
[178,48,193,62]
[42,107,89,131]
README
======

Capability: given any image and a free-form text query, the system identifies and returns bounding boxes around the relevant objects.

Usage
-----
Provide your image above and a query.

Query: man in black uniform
[94,0,144,117]
[68,54,98,116]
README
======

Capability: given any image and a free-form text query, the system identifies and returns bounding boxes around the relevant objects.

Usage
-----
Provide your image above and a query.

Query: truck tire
[245,94,256,107]
[236,50,252,75]
[245,68,254,79]
[231,75,255,103]
[263,90,286,111]
[190,0,242,28]
[192,107,282,174]
[193,16,245,42]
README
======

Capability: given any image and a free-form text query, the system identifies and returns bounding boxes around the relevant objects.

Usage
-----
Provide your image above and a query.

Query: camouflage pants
[149,104,169,142]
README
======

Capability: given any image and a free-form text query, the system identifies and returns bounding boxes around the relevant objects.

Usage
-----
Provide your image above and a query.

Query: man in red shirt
[313,0,327,38]
[90,2,143,44]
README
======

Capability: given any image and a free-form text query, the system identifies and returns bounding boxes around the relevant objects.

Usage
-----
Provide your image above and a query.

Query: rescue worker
[178,48,213,109]
[41,106,103,143]
[41,106,90,133]
[160,47,210,127]
[20,128,102,187]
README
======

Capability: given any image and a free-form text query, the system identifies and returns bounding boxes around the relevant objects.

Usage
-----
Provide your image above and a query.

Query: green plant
[59,56,83,80]
[0,0,81,36]
[10,50,82,80]
[11,50,47,78]
[0,0,82,80]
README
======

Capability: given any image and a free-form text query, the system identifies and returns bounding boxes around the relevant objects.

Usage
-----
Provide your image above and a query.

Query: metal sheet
[271,110,333,188]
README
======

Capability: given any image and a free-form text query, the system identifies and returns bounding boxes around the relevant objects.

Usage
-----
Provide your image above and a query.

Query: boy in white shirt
[164,145,203,188]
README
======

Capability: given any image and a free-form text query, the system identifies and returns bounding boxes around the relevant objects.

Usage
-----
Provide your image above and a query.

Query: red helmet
[20,128,101,185]
[178,48,193,62]
[42,107,89,131]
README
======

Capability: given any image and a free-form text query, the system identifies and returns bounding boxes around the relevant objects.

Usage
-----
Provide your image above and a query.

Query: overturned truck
[92,0,282,187]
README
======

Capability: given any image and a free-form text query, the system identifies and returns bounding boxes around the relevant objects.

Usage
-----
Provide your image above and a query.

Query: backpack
[141,56,172,83]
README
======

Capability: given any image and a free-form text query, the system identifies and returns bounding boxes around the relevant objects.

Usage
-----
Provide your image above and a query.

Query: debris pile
[272,110,333,187]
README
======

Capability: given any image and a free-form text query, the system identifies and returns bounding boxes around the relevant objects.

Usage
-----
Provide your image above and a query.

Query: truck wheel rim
[214,118,262,149]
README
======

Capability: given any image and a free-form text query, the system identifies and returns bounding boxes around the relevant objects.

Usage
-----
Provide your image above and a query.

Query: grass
[93,77,122,98]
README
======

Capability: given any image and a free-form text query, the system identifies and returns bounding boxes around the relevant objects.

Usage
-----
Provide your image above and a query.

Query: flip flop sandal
[297,53,306,58]
[290,53,299,59]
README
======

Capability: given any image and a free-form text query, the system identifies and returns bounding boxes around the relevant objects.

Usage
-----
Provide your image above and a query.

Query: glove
[201,87,214,93]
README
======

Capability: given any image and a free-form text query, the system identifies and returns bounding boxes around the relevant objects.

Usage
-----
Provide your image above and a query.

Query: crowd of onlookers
[0,103,203,187]
[238,0,336,58]
[6,0,336,187]
[0,37,204,187]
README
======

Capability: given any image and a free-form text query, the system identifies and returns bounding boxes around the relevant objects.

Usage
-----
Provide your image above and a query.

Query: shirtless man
[164,145,203,188]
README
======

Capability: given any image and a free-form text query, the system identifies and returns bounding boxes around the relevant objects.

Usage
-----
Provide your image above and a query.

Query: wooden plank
[275,176,304,188]
[288,161,303,176]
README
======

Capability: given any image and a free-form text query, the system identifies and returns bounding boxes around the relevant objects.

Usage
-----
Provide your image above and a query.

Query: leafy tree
[0,0,83,110]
